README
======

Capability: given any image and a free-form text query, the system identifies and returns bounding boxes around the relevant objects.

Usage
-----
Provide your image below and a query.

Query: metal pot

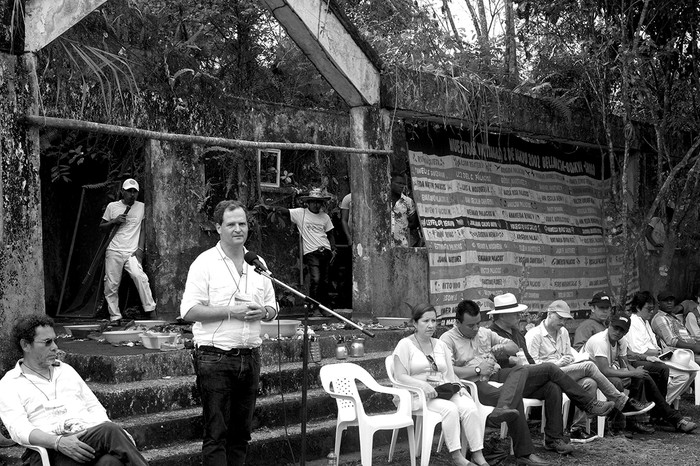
[349,338,365,358]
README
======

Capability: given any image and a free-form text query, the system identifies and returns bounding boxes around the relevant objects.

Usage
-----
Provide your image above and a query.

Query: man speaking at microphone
[180,200,277,466]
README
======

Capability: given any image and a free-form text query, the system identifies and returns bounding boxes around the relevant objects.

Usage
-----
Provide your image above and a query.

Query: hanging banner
[406,123,629,315]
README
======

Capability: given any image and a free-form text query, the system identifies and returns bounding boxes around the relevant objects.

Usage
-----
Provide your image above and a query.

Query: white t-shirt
[583,329,627,367]
[340,193,352,234]
[289,207,333,255]
[102,200,144,253]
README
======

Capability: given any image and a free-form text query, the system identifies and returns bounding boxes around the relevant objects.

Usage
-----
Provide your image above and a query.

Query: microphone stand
[250,266,374,466]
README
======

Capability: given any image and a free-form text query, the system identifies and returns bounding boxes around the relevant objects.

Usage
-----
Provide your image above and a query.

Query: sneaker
[569,428,598,444]
[676,419,697,433]
[584,399,614,416]
[621,398,655,416]
[543,438,574,454]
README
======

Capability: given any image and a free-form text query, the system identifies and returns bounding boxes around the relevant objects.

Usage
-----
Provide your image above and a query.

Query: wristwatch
[474,366,481,375]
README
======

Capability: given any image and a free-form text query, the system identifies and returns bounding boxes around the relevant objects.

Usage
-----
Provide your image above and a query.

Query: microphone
[244,251,271,274]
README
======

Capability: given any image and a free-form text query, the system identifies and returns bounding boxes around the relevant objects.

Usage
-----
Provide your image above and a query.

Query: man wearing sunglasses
[0,315,148,466]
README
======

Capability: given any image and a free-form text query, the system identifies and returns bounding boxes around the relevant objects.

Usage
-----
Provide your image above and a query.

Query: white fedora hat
[663,349,700,372]
[488,293,528,315]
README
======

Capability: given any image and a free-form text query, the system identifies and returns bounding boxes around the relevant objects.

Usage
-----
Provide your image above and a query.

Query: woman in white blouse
[393,303,487,466]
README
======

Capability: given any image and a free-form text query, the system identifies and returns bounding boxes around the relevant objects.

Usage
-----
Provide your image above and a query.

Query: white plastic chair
[384,355,460,466]
[479,381,570,436]
[320,362,416,466]
[23,445,50,466]
[672,373,700,409]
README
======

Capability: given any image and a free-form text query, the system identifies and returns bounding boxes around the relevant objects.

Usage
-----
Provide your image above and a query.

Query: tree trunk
[503,0,517,85]
[442,0,463,50]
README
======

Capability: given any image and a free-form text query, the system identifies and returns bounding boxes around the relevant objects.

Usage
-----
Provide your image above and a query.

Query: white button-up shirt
[0,360,109,446]
[623,313,660,354]
[180,244,276,350]
[525,321,573,364]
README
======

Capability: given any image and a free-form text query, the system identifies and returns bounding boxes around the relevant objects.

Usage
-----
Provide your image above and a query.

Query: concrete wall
[0,52,44,373]
[141,103,431,320]
[145,103,359,318]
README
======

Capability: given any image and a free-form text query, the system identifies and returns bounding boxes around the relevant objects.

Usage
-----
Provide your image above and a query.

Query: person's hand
[629,366,648,378]
[422,383,438,399]
[646,356,662,363]
[329,249,337,265]
[57,432,95,463]
[229,303,265,321]
[509,355,521,366]
[114,213,127,224]
[479,358,496,375]
[134,249,144,262]
[556,354,573,366]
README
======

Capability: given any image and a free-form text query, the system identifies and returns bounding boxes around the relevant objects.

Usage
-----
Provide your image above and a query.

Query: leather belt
[197,345,259,356]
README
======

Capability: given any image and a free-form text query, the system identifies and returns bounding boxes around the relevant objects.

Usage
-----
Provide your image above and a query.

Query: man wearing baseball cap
[583,315,696,433]
[651,290,700,363]
[573,292,612,350]
[526,301,652,442]
[99,179,156,322]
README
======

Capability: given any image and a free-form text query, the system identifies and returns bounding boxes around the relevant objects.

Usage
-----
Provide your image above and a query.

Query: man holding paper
[525,300,652,440]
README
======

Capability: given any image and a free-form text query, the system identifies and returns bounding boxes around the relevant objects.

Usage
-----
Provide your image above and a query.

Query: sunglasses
[33,338,57,347]
[426,354,439,372]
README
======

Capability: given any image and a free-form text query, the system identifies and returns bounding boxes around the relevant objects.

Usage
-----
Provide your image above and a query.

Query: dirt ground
[320,395,700,466]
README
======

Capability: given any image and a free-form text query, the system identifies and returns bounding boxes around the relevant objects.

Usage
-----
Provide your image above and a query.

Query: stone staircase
[0,325,413,465]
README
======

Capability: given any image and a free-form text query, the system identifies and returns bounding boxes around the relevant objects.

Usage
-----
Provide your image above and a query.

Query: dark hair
[213,200,248,226]
[456,300,480,322]
[12,314,55,353]
[407,303,436,322]
[628,291,655,313]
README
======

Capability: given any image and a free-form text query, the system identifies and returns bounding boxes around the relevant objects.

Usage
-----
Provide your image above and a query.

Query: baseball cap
[547,300,573,319]
[610,315,631,332]
[122,179,139,191]
[657,290,676,302]
[589,291,612,308]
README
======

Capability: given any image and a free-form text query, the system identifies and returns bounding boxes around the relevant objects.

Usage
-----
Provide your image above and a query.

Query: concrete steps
[0,327,411,465]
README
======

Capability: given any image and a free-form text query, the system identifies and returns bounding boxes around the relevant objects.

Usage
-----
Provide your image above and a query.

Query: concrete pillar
[144,140,210,318]
[0,51,44,372]
[350,107,429,318]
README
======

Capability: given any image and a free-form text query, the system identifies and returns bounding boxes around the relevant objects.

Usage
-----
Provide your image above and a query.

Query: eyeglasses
[33,338,56,347]
[426,354,439,372]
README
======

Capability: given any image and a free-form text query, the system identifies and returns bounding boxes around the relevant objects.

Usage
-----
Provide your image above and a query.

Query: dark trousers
[195,347,261,466]
[630,360,670,399]
[607,377,629,429]
[22,422,147,466]
[625,369,681,425]
[476,363,595,457]
[303,249,331,306]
